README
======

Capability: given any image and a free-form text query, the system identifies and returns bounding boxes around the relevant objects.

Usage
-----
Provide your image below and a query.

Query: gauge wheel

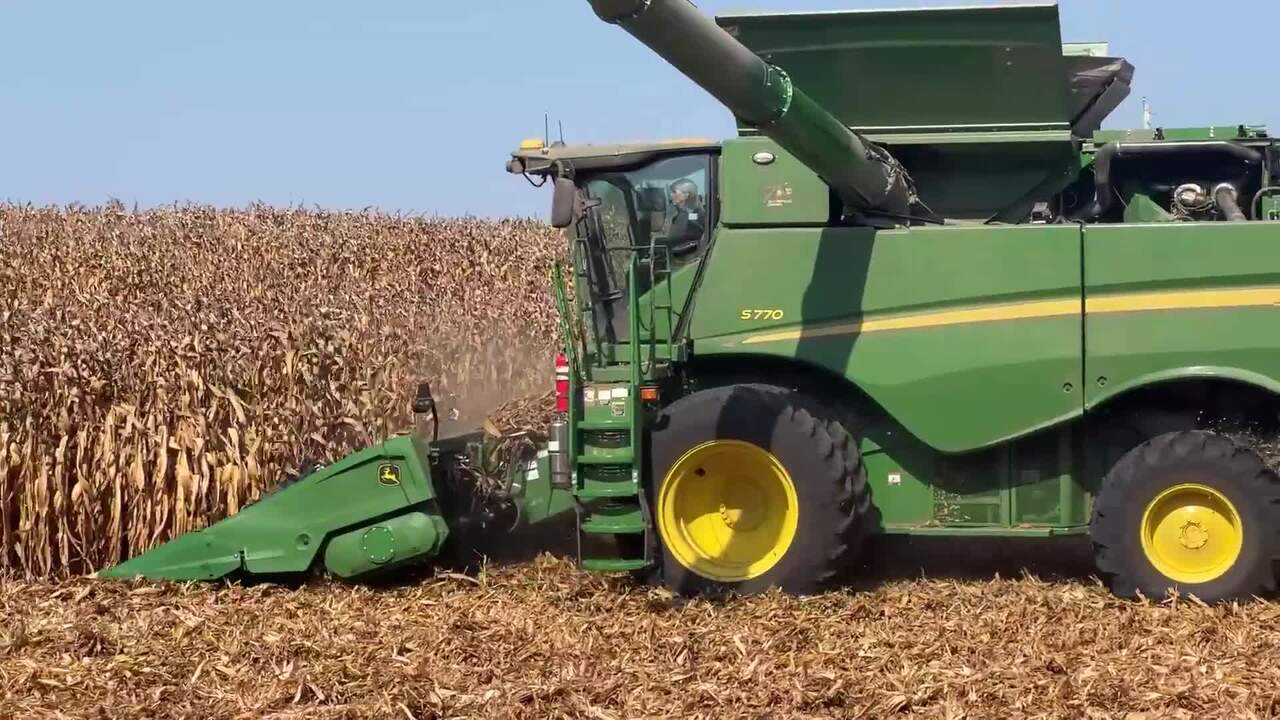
[650,383,870,596]
[1090,430,1280,603]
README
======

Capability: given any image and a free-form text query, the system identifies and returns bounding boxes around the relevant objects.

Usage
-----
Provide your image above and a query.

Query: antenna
[544,113,550,148]
[558,120,565,146]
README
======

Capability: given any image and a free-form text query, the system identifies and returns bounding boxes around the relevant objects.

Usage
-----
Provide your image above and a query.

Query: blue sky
[2,1,1275,220]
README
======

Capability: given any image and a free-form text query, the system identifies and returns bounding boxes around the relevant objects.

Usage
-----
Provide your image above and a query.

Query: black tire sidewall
[650,384,858,596]
[1098,434,1274,602]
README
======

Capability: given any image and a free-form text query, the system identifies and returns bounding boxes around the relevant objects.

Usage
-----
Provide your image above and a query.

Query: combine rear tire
[649,384,870,597]
[1090,430,1280,602]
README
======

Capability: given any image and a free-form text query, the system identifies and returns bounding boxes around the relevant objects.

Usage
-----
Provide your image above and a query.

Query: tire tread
[652,382,870,595]
[1091,430,1280,601]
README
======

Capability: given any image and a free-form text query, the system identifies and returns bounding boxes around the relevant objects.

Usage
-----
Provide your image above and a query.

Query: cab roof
[506,138,720,176]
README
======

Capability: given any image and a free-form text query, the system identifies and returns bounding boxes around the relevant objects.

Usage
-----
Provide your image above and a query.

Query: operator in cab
[663,178,705,259]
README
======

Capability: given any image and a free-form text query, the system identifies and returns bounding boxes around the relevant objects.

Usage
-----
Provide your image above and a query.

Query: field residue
[4,550,1280,719]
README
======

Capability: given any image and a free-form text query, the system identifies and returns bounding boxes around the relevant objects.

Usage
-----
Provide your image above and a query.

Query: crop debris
[5,552,1280,719]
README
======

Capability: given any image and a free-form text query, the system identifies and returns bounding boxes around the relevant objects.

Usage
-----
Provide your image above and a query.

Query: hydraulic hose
[1214,183,1248,222]
[1072,141,1263,222]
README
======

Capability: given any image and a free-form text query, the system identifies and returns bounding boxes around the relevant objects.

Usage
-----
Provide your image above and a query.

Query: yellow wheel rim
[657,440,799,582]
[1139,483,1244,584]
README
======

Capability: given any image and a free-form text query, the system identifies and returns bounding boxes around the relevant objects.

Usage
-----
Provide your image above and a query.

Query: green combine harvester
[105,1,1280,603]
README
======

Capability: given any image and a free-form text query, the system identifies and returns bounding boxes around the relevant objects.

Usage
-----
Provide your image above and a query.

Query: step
[579,419,631,431]
[577,450,634,465]
[581,558,650,572]
[576,484,638,500]
[581,506,647,535]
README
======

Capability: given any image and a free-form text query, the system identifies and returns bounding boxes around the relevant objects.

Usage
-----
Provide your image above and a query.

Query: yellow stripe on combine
[1088,286,1280,314]
[739,286,1280,346]
[740,298,1081,345]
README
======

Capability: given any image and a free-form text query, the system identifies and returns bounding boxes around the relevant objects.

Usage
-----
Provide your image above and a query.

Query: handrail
[550,261,581,378]
[618,245,673,379]
[627,256,643,387]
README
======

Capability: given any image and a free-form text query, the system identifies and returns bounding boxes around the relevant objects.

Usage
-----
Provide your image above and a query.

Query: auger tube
[588,0,912,216]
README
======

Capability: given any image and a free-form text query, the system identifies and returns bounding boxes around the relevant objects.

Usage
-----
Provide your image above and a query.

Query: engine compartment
[1055,128,1280,225]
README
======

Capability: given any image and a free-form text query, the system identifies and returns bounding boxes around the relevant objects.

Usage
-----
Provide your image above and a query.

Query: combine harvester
[105,1,1280,603]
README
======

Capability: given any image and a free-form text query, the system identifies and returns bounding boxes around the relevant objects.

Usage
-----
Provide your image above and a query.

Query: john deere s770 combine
[105,2,1280,603]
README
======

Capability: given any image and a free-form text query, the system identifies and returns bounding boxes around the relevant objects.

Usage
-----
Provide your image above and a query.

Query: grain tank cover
[716,3,1125,139]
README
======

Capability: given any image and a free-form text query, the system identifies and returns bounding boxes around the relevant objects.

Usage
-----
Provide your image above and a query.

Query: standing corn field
[0,204,564,577]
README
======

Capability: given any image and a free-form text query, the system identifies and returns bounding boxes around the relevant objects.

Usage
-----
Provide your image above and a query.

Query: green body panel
[720,138,829,227]
[862,448,933,526]
[518,451,577,525]
[676,219,1280,529]
[862,422,1087,531]
[1083,222,1280,407]
[676,218,1280,532]
[690,224,1084,452]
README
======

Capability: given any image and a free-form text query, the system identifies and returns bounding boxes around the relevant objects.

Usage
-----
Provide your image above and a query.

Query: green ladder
[575,398,653,573]
[577,253,672,573]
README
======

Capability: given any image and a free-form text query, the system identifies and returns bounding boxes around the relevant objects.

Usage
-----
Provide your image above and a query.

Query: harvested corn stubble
[5,554,1280,719]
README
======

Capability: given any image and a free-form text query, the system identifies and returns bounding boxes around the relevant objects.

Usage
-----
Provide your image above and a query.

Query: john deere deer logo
[378,463,401,486]
[764,183,794,208]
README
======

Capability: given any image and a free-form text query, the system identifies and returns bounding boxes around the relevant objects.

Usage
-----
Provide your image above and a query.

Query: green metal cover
[99,435,447,581]
[715,4,1072,133]
[719,138,830,227]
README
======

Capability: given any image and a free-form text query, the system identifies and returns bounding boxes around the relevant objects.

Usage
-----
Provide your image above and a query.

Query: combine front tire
[1090,430,1280,602]
[650,384,870,597]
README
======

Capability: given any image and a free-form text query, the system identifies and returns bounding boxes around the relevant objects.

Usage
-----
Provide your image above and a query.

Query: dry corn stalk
[0,203,567,577]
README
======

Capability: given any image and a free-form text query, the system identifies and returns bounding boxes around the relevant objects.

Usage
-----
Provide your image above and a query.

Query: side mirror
[551,176,576,228]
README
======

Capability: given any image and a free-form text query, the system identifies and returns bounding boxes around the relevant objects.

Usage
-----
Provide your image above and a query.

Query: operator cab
[507,139,720,344]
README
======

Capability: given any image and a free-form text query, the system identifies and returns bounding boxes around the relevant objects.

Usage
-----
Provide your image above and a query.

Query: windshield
[577,153,712,343]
